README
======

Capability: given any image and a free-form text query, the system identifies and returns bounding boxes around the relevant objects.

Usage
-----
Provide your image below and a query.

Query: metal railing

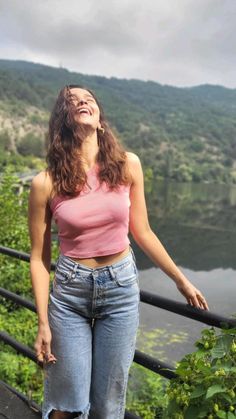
[1,245,236,418]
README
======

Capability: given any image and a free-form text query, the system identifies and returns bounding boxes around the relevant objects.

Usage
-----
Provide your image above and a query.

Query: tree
[17,132,45,157]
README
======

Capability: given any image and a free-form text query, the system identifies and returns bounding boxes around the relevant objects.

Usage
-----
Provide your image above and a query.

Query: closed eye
[86,97,96,103]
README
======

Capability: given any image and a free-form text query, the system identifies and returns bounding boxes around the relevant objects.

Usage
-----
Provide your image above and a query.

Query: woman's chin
[75,120,97,135]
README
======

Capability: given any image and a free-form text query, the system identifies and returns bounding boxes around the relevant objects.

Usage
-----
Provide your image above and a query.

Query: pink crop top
[50,165,131,258]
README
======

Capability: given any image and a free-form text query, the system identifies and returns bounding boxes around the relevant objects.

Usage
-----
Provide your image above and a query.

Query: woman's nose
[78,99,87,106]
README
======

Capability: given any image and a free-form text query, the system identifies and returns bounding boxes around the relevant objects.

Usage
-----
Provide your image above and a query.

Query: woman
[28,85,209,419]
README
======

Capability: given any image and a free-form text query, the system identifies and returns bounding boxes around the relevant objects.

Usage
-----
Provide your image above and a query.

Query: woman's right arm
[28,171,57,363]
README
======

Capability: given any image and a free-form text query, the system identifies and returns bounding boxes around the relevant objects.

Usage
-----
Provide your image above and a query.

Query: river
[134,179,236,364]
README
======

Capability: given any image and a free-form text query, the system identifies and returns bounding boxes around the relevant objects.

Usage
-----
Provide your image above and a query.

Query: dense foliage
[165,327,236,419]
[1,59,236,183]
[0,168,44,401]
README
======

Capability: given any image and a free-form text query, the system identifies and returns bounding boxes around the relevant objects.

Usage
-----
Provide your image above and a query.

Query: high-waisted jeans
[42,247,140,419]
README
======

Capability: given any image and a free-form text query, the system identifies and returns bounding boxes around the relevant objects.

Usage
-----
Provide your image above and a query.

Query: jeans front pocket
[54,262,74,285]
[68,269,92,288]
[113,258,139,287]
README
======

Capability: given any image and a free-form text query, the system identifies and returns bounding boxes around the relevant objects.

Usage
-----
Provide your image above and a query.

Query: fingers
[35,352,44,363]
[189,292,209,311]
[43,340,57,363]
[197,294,209,311]
[34,341,57,364]
[178,281,209,311]
[35,349,57,364]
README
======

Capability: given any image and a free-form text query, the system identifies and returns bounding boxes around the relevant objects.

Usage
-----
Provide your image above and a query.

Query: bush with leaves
[0,304,44,403]
[164,327,236,419]
[17,132,45,158]
[127,364,167,419]
[0,168,57,404]
[0,167,31,295]
[126,326,188,418]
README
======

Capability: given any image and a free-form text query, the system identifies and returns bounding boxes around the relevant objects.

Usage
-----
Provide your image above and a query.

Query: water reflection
[132,179,236,271]
[134,179,236,361]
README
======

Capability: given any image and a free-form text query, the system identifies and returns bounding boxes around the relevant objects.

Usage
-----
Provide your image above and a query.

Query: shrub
[17,132,45,157]
[164,327,236,419]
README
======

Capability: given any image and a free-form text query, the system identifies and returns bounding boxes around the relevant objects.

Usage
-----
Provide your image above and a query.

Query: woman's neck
[80,131,99,168]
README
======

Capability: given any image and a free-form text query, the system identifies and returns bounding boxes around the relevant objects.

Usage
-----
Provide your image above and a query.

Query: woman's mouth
[78,108,92,115]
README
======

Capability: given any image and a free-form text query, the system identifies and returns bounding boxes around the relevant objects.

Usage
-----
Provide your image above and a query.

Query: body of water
[134,179,236,364]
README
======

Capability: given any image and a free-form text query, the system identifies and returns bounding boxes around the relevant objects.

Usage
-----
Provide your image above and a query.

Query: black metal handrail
[140,290,236,328]
[0,287,177,380]
[1,245,236,378]
[1,245,236,329]
[0,245,56,270]
[1,245,236,418]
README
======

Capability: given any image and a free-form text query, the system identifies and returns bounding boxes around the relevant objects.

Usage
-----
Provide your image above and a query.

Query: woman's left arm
[127,152,209,311]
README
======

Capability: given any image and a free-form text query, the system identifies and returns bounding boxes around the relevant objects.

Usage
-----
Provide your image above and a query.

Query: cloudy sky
[0,0,235,88]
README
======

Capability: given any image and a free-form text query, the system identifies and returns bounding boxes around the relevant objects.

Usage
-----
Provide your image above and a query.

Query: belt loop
[108,266,116,280]
[71,261,78,279]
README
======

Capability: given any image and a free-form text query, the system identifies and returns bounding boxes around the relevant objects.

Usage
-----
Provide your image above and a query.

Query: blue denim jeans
[42,247,140,419]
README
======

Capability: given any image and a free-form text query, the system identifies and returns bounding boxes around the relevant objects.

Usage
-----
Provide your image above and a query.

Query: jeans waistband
[57,246,136,273]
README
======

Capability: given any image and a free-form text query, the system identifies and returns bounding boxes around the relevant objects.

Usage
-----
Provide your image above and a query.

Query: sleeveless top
[49,165,131,258]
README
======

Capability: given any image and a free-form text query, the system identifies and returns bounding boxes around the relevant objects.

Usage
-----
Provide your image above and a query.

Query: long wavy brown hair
[46,85,132,197]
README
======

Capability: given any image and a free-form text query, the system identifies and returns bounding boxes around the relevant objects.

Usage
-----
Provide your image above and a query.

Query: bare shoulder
[125,151,141,171]
[125,151,143,184]
[30,170,53,202]
[125,151,141,166]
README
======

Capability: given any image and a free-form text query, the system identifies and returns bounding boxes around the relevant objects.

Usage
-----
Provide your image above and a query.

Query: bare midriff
[68,245,131,268]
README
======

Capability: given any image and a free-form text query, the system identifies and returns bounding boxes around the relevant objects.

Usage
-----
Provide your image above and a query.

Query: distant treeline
[0,59,236,184]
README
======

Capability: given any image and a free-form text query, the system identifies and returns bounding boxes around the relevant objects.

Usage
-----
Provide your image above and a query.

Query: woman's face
[69,87,101,130]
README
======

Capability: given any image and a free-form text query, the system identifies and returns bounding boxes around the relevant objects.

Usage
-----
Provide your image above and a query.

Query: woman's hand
[176,279,209,310]
[34,323,57,364]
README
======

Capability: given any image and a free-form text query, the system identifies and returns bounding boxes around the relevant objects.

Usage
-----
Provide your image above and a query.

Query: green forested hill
[0,59,236,183]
